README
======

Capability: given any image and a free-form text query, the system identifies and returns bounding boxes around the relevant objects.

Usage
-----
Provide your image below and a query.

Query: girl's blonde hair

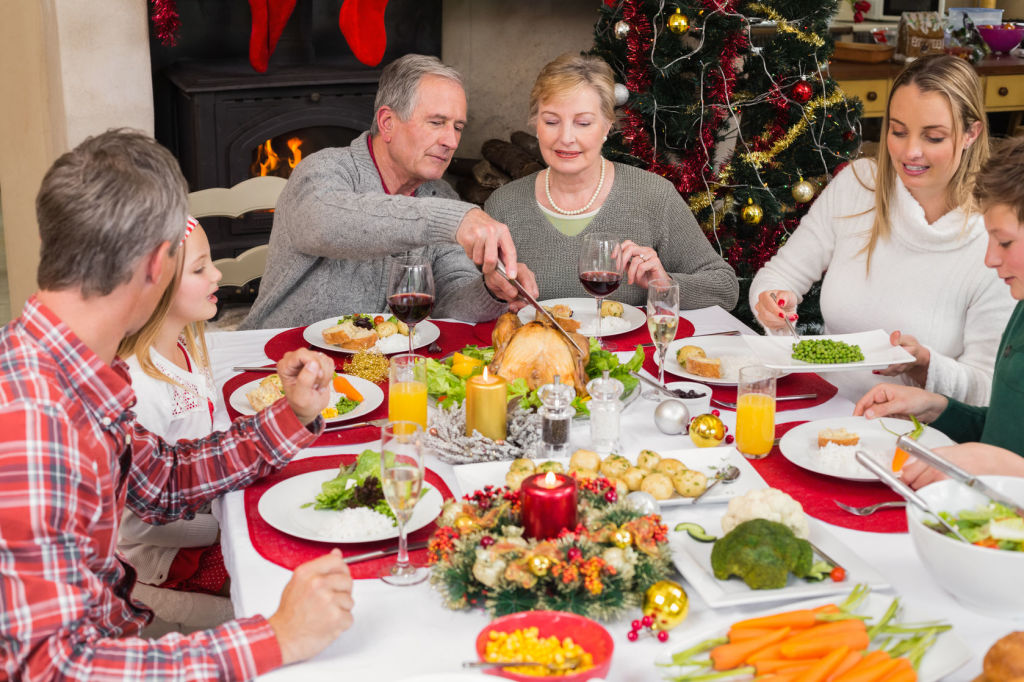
[529,53,617,126]
[117,239,211,392]
[860,54,989,270]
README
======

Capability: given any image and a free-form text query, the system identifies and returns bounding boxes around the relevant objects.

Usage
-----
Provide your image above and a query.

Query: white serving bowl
[907,475,1024,617]
[666,381,712,415]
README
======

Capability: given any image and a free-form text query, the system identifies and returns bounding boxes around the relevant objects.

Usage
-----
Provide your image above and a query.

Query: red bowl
[978,24,1024,53]
[475,611,614,681]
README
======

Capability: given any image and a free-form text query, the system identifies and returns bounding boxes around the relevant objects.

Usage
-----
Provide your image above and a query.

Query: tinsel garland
[150,0,181,46]
[428,477,673,621]
[748,2,825,47]
[741,90,848,169]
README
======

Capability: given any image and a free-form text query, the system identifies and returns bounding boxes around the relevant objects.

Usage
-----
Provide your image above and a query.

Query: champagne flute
[387,259,435,354]
[578,233,624,339]
[645,279,679,399]
[380,421,428,586]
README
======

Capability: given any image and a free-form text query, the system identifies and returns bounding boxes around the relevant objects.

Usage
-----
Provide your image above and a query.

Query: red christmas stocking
[248,0,297,73]
[339,0,390,67]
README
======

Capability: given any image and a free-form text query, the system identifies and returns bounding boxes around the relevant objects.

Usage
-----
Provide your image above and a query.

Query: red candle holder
[520,472,577,539]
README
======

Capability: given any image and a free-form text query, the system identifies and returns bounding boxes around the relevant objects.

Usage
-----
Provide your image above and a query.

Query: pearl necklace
[545,159,606,216]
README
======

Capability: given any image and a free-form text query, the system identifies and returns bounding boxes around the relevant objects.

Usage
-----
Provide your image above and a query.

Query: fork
[834,500,907,516]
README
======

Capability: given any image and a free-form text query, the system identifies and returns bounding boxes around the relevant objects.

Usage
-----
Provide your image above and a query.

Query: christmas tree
[592,0,863,324]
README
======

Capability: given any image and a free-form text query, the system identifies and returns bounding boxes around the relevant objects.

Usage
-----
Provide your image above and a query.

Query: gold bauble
[454,514,478,533]
[612,527,634,549]
[792,178,816,203]
[528,555,552,576]
[668,9,689,33]
[741,198,763,225]
[689,413,726,448]
[643,580,689,631]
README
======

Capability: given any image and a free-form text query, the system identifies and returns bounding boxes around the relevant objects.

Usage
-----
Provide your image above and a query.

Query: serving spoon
[689,465,740,504]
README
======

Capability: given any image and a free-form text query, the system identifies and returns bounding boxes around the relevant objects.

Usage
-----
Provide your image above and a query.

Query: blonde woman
[485,53,738,309]
[751,54,1014,404]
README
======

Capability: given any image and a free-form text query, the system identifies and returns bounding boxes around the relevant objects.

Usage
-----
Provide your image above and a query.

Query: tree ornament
[643,580,689,630]
[528,554,552,576]
[614,83,630,106]
[455,514,478,533]
[792,80,813,104]
[689,413,726,448]
[654,399,690,434]
[792,177,816,203]
[150,0,182,46]
[615,20,631,39]
[625,491,659,515]
[741,198,764,226]
[668,9,689,34]
[612,527,634,549]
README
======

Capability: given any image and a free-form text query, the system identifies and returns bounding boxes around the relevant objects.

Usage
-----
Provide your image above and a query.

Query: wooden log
[481,139,544,179]
[510,130,545,165]
[472,159,511,189]
[456,176,494,206]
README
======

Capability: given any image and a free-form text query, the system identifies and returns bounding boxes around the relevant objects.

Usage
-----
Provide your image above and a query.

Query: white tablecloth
[209,307,1009,682]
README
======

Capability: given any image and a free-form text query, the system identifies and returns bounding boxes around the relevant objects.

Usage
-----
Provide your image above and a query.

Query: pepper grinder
[586,370,623,454]
[537,375,575,457]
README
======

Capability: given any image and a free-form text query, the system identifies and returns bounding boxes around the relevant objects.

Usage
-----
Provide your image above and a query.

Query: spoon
[689,464,740,504]
[630,371,708,401]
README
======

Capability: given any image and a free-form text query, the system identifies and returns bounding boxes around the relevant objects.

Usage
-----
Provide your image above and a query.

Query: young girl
[117,216,231,631]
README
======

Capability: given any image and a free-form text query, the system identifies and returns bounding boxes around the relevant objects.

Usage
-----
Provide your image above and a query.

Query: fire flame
[253,137,304,177]
[286,137,302,169]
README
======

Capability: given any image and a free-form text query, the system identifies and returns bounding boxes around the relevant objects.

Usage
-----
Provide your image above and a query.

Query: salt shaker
[537,375,575,457]
[586,370,623,454]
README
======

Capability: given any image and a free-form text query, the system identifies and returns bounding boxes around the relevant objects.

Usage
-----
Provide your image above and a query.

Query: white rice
[376,329,419,354]
[578,315,632,336]
[318,507,396,540]
[817,443,888,478]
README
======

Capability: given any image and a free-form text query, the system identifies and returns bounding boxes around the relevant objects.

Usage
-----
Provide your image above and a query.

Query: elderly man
[241,53,536,330]
[0,129,353,680]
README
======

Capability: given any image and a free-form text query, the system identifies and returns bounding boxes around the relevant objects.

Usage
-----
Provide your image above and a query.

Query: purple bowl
[978,25,1024,53]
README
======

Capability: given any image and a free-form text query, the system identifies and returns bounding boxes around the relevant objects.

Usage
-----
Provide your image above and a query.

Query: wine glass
[578,233,624,338]
[645,279,680,399]
[387,259,435,354]
[379,421,429,586]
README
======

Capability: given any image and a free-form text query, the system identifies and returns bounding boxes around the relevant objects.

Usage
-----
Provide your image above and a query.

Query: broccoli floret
[710,518,814,589]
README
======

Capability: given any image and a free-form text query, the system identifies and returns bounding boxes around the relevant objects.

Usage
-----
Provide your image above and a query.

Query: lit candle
[465,366,507,441]
[521,472,577,540]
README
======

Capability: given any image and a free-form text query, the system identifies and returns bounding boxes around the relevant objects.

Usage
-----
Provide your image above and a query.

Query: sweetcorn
[484,627,593,677]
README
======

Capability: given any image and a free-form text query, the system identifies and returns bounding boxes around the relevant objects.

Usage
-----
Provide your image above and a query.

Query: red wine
[579,270,622,297]
[387,292,434,324]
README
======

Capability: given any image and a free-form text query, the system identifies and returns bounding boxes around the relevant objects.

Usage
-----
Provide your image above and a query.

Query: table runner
[244,454,453,578]
[640,347,838,411]
[746,421,907,533]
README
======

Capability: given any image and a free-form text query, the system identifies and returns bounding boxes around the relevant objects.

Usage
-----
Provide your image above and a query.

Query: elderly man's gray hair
[370,54,464,136]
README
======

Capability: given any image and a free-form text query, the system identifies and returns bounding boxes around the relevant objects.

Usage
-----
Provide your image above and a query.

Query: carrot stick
[711,627,792,670]
[757,672,809,682]
[732,607,831,631]
[878,658,916,682]
[825,650,864,681]
[892,447,909,472]
[793,645,850,682]
[332,374,363,401]
[785,620,867,645]
[756,659,821,675]
[839,649,890,675]
[748,643,787,663]
[732,627,796,642]
[833,658,900,682]
[781,631,870,659]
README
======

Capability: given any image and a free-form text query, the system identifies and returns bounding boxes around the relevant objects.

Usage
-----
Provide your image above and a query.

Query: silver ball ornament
[625,491,660,515]
[614,83,630,106]
[614,20,631,39]
[654,399,690,435]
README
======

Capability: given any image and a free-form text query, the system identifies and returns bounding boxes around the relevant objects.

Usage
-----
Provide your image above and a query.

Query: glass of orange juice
[388,354,427,432]
[735,365,776,459]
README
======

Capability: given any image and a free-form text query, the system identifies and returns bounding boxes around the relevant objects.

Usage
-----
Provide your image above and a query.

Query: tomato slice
[373,315,385,325]
[830,566,846,582]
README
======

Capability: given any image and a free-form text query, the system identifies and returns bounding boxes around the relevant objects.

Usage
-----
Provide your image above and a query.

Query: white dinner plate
[661,592,970,682]
[303,316,441,355]
[452,447,767,507]
[778,415,955,482]
[656,335,774,386]
[668,507,890,608]
[743,329,915,373]
[228,373,384,423]
[516,297,645,337]
[258,468,443,543]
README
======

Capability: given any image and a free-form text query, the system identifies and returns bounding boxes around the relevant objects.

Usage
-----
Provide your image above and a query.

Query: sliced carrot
[756,659,820,675]
[785,619,867,646]
[793,645,850,682]
[731,627,794,642]
[781,631,870,660]
[892,447,909,472]
[711,627,792,670]
[332,374,363,401]
[833,658,900,682]
[825,650,864,682]
[732,609,826,631]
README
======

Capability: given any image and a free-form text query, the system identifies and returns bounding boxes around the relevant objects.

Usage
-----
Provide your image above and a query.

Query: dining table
[208,305,1010,682]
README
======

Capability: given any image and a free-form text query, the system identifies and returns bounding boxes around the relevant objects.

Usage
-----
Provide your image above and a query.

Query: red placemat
[745,421,907,533]
[640,347,838,411]
[244,454,453,578]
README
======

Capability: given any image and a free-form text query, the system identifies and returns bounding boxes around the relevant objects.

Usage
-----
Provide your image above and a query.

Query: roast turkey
[488,312,590,398]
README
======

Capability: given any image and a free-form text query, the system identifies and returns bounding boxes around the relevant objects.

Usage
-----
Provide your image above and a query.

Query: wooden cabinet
[984,74,1024,111]
[836,78,890,117]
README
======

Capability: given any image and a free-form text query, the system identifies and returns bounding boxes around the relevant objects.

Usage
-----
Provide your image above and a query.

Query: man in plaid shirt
[0,130,355,680]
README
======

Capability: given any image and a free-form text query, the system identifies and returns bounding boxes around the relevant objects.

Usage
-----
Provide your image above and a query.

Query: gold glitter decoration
[343,349,390,383]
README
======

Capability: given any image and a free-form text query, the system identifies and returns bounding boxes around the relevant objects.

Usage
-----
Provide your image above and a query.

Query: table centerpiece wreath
[428,475,673,620]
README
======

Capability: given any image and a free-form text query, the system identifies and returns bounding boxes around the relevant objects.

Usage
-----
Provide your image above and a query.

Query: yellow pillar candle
[465,367,507,441]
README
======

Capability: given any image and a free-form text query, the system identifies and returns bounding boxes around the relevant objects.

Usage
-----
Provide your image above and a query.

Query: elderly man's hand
[484,262,538,311]
[456,208,520,279]
[277,349,334,425]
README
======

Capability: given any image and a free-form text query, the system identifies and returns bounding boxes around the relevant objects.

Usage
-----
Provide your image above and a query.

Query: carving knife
[494,261,585,357]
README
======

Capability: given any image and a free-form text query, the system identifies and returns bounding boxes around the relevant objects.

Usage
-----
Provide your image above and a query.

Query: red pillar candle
[520,472,577,540]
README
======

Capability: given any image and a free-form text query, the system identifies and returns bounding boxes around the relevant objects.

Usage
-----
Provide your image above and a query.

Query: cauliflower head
[721,488,809,539]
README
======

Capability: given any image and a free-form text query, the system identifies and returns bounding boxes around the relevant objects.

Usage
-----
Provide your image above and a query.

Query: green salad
[302,449,397,522]
[425,338,643,417]
[929,502,1024,551]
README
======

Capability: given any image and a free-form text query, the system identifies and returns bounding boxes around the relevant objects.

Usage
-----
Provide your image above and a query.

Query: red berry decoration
[631,619,642,630]
[725,434,735,444]
[853,10,864,22]
[642,615,654,628]
[605,489,618,503]
[711,409,720,417]
[567,547,582,561]
[480,536,495,548]
[792,80,813,103]
[627,630,639,642]
[657,630,670,642]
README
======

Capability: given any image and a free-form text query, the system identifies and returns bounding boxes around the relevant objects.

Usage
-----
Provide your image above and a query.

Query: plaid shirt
[0,297,319,680]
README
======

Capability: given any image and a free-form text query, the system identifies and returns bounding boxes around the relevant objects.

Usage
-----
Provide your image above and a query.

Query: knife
[896,435,1024,518]
[343,540,429,564]
[495,261,585,357]
[232,366,277,373]
[323,418,389,432]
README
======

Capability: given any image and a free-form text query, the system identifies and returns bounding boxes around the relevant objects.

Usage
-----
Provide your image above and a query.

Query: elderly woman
[485,53,738,309]
[750,54,1014,404]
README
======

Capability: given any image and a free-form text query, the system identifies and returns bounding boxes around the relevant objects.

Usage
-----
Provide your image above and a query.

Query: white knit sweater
[750,158,1015,404]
